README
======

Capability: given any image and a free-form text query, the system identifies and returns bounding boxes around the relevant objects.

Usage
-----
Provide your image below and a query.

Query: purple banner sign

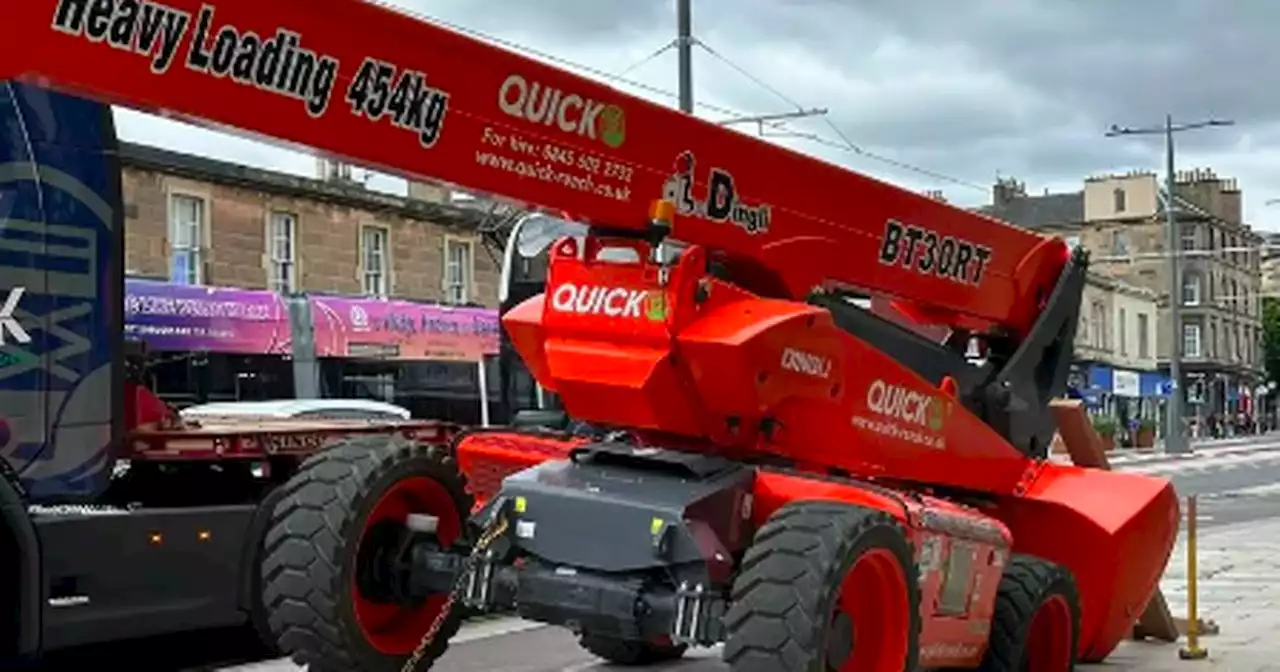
[309,295,499,362]
[124,279,292,354]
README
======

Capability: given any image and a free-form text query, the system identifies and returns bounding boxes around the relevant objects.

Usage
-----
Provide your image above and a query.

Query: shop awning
[124,278,292,354]
[309,295,498,362]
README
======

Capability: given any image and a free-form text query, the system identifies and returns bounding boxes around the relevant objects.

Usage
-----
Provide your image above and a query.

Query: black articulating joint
[980,245,1089,458]
[408,441,757,660]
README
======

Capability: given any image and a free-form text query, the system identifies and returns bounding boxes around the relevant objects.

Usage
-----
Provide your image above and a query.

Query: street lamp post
[1105,115,1235,454]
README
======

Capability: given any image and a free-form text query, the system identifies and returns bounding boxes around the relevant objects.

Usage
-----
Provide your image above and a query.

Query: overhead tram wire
[616,39,680,79]
[692,37,987,193]
[412,9,986,194]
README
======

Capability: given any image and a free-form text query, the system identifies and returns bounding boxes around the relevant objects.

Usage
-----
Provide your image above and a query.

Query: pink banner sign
[309,295,499,362]
[124,279,291,354]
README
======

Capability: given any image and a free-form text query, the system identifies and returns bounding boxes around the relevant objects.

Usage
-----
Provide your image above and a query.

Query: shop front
[124,278,296,407]
[307,295,500,425]
[1177,370,1267,436]
[1080,364,1171,448]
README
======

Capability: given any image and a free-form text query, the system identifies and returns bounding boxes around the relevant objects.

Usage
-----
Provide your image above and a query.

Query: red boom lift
[2,0,1180,669]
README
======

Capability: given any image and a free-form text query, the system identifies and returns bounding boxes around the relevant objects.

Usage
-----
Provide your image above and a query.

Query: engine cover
[496,442,754,580]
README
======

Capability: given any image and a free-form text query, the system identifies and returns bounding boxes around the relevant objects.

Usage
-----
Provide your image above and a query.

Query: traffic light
[1187,379,1205,404]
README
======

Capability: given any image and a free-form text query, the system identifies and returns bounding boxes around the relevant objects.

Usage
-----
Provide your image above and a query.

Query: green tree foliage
[1262,296,1280,385]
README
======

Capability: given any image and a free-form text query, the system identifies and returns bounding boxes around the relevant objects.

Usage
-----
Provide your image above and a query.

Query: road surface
[1115,435,1280,527]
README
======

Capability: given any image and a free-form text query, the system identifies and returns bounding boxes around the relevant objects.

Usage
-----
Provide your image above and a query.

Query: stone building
[1074,271,1163,431]
[985,169,1266,420]
[120,142,503,307]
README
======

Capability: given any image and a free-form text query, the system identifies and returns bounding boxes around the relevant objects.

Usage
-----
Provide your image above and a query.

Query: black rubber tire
[722,500,921,672]
[0,456,30,664]
[246,484,290,657]
[977,554,1080,672]
[578,633,687,665]
[261,434,474,672]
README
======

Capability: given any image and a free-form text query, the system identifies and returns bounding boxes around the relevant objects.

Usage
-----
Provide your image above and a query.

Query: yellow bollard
[1179,494,1209,660]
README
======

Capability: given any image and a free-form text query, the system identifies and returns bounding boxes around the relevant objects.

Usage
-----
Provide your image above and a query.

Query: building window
[1113,187,1126,213]
[1181,224,1197,251]
[1182,272,1201,306]
[1090,300,1106,349]
[268,211,296,293]
[1137,313,1149,358]
[360,225,389,297]
[1183,323,1202,358]
[168,193,205,285]
[444,237,474,305]
[1118,307,1127,355]
[1111,230,1130,255]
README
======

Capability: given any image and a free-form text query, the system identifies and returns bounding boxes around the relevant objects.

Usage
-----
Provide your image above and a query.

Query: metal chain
[399,513,511,672]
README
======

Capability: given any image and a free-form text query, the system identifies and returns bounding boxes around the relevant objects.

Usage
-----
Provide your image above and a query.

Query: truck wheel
[261,434,474,672]
[578,633,687,665]
[0,456,33,663]
[977,555,1079,672]
[723,501,920,672]
[246,484,290,656]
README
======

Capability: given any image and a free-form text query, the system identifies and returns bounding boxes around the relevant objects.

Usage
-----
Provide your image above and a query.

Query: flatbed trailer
[5,408,459,661]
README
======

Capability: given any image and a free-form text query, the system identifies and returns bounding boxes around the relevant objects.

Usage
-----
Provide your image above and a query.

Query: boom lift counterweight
[1,0,1179,669]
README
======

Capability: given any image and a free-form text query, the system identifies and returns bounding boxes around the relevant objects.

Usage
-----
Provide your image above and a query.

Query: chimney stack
[992,177,1026,207]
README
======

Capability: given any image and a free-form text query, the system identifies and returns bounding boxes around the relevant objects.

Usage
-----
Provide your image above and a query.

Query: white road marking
[1206,481,1280,497]
[452,616,548,643]
[217,660,299,671]
[216,617,548,671]
[1128,449,1280,476]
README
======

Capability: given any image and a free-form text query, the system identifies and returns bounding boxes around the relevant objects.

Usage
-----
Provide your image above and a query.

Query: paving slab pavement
[1089,517,1280,671]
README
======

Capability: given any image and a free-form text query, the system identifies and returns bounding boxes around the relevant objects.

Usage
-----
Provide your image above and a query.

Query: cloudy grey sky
[116,0,1280,230]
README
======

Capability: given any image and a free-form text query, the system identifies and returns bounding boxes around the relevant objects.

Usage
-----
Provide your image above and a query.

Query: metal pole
[1165,114,1188,454]
[1178,494,1208,659]
[1106,116,1233,451]
[476,358,491,427]
[676,0,693,113]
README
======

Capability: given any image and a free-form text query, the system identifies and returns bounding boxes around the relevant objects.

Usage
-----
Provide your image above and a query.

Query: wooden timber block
[1048,399,1110,470]
[1173,616,1220,637]
[1048,399,1180,643]
[1050,432,1068,455]
[1132,616,1219,640]
[1131,589,1181,642]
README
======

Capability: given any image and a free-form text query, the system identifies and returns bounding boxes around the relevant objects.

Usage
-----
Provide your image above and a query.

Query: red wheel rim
[352,476,462,655]
[828,548,911,672]
[1025,594,1073,672]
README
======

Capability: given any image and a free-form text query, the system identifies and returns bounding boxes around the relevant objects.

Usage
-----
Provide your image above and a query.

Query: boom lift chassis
[2,0,1180,669]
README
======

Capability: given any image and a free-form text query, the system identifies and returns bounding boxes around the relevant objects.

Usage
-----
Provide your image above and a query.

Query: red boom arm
[2,0,1064,337]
